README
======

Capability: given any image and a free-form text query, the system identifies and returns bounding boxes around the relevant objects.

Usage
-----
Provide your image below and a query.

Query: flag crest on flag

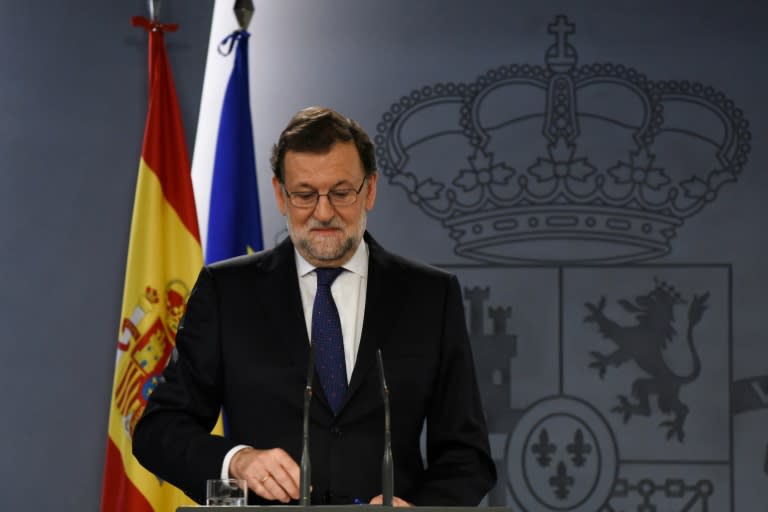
[101,16,210,512]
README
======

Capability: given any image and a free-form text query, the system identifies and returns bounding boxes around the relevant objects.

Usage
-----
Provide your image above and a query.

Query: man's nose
[313,194,335,221]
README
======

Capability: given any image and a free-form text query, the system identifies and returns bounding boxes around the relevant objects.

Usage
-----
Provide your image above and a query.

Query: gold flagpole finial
[234,0,254,31]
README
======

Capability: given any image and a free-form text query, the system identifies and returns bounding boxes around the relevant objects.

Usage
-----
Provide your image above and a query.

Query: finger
[251,449,299,502]
[369,495,412,507]
[252,473,290,503]
[268,462,300,500]
[238,457,280,501]
[393,496,412,507]
[242,466,271,498]
[258,474,292,503]
[268,449,301,499]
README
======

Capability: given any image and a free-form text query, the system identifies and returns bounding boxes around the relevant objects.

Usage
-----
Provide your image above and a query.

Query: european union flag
[206,30,263,264]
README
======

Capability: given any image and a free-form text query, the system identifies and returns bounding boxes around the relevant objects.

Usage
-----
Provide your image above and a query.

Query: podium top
[178,507,514,511]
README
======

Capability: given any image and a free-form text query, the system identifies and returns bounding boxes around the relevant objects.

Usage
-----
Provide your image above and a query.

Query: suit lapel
[345,234,404,405]
[256,239,312,378]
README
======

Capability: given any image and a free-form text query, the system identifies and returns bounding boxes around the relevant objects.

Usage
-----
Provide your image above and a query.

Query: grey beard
[298,235,357,262]
[286,211,367,265]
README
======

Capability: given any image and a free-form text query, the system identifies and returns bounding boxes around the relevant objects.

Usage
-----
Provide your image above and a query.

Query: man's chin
[297,236,359,266]
[308,246,347,263]
[307,232,343,250]
[297,238,341,261]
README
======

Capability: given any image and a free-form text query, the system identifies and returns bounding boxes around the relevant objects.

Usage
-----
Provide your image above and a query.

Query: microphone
[300,346,314,506]
[376,349,394,506]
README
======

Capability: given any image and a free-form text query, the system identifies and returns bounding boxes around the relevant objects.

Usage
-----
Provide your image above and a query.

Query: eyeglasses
[283,177,368,209]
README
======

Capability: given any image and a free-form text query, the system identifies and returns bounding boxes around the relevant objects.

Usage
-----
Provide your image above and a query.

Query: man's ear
[272,176,287,215]
[364,172,378,211]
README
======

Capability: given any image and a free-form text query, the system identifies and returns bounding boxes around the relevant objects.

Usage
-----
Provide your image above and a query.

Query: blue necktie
[312,267,347,414]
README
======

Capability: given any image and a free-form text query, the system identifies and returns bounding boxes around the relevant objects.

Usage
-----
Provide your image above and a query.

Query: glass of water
[206,478,247,506]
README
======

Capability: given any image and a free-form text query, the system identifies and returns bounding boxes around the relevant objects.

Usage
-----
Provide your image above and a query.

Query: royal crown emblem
[375,15,751,264]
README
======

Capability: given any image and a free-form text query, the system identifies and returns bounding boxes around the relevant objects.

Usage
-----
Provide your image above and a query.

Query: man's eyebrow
[292,180,354,190]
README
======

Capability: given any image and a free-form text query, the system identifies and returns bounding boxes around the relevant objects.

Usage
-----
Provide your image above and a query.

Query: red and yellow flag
[101,17,216,511]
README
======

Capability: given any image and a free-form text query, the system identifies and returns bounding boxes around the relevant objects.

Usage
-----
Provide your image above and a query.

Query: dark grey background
[2,0,766,510]
[0,1,213,508]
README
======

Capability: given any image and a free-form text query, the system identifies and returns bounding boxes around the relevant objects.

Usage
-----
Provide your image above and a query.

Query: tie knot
[315,267,344,287]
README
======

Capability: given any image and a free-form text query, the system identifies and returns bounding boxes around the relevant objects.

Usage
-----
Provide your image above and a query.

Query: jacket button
[330,426,341,437]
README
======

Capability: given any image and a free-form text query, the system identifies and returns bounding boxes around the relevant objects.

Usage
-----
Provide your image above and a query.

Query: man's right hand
[229,447,300,503]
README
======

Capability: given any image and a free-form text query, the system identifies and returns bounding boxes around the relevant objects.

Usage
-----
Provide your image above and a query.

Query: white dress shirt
[221,241,370,479]
[295,240,368,381]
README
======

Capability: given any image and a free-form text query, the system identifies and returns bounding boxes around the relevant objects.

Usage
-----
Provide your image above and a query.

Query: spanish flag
[101,17,205,511]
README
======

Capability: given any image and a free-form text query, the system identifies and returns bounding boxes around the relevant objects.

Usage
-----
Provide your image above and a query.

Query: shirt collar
[296,239,369,279]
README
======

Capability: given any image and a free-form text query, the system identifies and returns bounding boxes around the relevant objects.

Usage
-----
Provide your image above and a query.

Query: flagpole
[148,0,161,23]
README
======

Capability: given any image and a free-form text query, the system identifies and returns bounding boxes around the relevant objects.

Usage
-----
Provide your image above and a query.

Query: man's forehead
[283,143,364,183]
[283,140,359,160]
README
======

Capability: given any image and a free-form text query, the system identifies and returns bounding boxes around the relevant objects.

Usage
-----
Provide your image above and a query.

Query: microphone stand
[300,347,314,506]
[376,349,394,506]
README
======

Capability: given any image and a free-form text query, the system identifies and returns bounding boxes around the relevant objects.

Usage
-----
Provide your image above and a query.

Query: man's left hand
[369,495,412,506]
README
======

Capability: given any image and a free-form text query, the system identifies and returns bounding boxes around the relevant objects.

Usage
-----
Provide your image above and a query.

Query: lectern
[178,507,514,511]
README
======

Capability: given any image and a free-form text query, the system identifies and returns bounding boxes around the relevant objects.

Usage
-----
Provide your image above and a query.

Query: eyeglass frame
[281,176,369,209]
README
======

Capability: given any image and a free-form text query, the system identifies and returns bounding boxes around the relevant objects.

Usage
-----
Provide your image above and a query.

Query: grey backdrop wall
[0,1,213,509]
[236,1,768,509]
[2,1,767,511]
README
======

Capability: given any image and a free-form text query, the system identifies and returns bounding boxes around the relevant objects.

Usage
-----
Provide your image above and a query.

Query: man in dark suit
[133,106,496,506]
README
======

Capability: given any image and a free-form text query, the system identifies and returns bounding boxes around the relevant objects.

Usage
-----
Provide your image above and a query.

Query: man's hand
[229,447,300,503]
[369,495,412,506]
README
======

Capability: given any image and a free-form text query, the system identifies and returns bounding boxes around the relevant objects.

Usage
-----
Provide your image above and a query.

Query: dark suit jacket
[133,232,496,505]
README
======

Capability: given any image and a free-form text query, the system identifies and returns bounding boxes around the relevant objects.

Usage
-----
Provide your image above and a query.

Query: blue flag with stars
[206,30,263,263]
